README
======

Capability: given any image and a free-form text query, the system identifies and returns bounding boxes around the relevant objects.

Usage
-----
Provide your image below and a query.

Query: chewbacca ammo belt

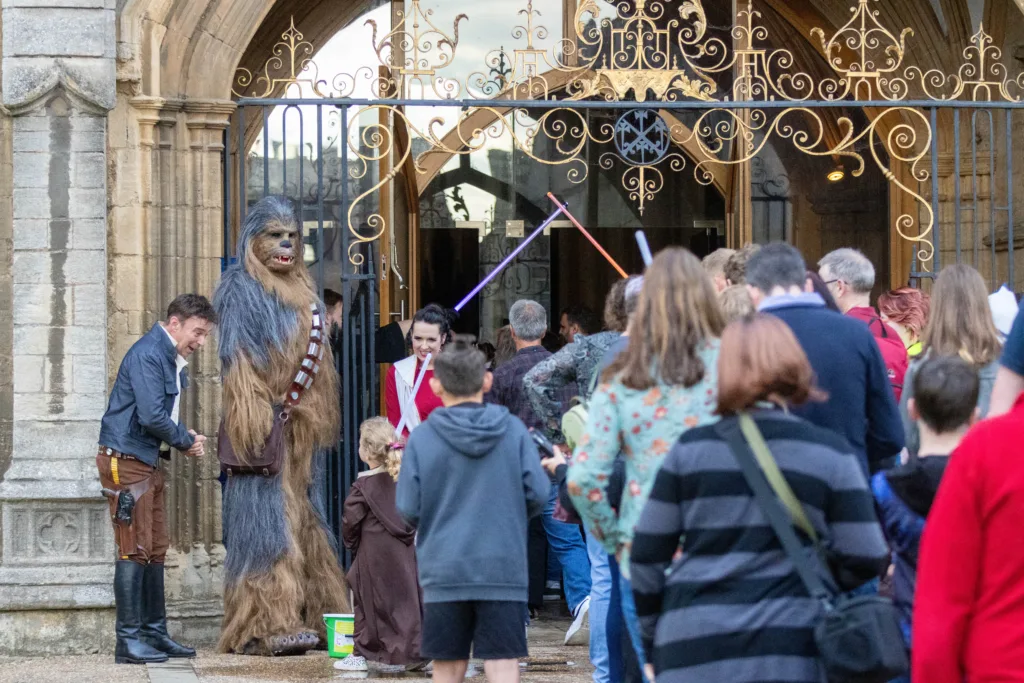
[218,303,326,477]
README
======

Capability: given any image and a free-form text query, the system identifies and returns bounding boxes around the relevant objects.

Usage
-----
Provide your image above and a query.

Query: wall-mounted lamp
[827,164,845,183]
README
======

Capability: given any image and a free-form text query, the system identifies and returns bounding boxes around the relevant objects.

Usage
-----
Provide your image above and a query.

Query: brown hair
[359,417,404,481]
[605,248,725,390]
[724,243,761,285]
[603,278,631,333]
[717,314,825,414]
[920,264,1001,367]
[878,287,930,341]
[718,284,754,323]
[702,248,736,277]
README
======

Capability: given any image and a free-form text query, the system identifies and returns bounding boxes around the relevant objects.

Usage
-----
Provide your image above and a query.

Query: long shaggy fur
[215,196,348,655]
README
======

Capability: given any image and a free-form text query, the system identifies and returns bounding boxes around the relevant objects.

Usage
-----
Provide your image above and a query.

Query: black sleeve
[554,463,579,517]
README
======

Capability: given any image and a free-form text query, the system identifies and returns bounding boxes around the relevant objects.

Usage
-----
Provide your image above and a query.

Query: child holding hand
[338,417,424,673]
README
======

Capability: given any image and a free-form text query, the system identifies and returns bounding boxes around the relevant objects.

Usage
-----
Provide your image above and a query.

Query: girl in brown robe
[339,418,424,673]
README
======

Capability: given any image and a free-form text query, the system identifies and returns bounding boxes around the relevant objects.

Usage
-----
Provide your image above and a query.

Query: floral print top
[567,340,721,578]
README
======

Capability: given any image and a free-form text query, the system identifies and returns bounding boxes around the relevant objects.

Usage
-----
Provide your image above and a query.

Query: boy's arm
[520,428,550,519]
[395,438,422,527]
[912,436,984,683]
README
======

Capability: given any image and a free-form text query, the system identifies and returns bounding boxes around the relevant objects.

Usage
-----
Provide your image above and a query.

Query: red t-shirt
[847,306,909,401]
[385,361,444,436]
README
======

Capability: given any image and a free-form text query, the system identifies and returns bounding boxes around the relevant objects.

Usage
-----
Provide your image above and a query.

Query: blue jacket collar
[757,292,826,312]
[148,322,178,364]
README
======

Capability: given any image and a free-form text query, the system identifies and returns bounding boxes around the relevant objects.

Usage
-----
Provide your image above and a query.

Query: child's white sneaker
[335,655,368,671]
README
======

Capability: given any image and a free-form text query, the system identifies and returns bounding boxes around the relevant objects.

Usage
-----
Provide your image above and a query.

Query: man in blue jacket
[745,244,904,475]
[97,294,215,664]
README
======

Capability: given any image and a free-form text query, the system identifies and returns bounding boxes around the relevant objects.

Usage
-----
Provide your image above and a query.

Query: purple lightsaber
[453,205,567,313]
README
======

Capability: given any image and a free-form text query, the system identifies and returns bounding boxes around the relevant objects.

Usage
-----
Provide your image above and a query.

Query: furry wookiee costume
[213,196,349,656]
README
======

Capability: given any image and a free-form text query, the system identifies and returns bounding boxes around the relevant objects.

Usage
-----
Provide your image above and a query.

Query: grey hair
[509,299,548,342]
[625,276,644,317]
[237,195,302,260]
[819,248,875,294]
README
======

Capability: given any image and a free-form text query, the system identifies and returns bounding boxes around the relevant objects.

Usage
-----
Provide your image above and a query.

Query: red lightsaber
[547,193,628,279]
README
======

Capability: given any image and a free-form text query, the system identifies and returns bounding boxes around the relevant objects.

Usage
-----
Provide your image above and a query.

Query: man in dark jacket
[397,335,549,683]
[97,294,215,665]
[819,248,909,401]
[746,244,904,475]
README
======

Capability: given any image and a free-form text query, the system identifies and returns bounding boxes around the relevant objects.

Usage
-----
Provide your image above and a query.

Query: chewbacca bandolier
[213,196,348,656]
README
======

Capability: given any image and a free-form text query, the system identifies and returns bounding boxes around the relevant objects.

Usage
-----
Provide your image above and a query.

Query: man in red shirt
[912,392,1024,682]
[820,248,909,400]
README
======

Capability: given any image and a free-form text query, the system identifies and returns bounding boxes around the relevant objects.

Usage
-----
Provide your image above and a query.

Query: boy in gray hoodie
[397,335,550,683]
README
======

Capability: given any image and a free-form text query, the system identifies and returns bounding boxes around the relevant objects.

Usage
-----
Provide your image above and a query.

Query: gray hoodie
[396,402,550,603]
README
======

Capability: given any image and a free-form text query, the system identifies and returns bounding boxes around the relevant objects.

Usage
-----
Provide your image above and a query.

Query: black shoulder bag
[715,413,908,683]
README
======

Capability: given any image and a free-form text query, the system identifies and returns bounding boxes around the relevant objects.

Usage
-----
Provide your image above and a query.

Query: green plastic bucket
[323,613,355,658]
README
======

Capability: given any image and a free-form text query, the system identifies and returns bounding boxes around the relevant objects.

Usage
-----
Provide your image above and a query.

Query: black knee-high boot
[140,563,196,658]
[114,561,169,664]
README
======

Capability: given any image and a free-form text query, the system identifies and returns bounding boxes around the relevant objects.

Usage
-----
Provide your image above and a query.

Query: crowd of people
[334,238,1024,683]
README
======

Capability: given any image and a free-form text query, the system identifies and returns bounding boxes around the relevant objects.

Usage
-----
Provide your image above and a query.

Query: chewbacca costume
[213,196,349,656]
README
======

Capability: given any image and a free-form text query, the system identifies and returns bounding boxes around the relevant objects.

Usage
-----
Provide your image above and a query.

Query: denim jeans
[607,556,623,683]
[618,574,649,682]
[587,533,612,683]
[542,486,592,613]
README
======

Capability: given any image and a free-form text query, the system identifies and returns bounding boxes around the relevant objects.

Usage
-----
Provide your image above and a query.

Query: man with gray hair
[819,248,908,400]
[485,300,592,647]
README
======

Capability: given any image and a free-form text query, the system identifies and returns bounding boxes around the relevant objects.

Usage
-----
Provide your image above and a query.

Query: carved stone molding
[1,501,112,565]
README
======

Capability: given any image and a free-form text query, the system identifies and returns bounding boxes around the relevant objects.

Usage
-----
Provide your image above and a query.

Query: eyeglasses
[821,278,840,286]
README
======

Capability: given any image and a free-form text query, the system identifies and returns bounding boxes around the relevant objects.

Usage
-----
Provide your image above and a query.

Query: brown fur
[218,238,348,654]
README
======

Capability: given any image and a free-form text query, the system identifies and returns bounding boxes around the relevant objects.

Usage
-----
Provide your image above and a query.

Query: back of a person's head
[716,313,824,414]
[719,284,755,323]
[603,278,632,333]
[494,325,516,367]
[878,287,930,339]
[818,248,875,295]
[745,242,807,293]
[510,300,548,342]
[607,247,725,389]
[702,248,736,278]
[562,304,600,336]
[624,275,644,318]
[724,244,761,285]
[434,334,487,398]
[922,264,1002,367]
[323,288,343,309]
[911,356,980,434]
[359,416,405,481]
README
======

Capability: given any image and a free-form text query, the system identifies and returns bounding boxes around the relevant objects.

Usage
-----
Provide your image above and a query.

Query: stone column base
[0,608,115,656]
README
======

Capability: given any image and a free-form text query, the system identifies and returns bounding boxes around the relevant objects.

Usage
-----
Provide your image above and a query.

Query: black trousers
[527,516,547,609]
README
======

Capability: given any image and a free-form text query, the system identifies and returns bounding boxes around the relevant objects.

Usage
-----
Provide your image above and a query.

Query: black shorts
[421,600,528,661]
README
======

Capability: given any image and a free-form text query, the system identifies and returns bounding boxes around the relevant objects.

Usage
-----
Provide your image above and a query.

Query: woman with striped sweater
[630,314,888,683]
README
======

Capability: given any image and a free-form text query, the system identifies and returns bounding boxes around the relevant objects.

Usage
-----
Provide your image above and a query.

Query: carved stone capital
[3,60,114,116]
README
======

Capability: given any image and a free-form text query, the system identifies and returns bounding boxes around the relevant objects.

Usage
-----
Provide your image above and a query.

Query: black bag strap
[714,416,834,604]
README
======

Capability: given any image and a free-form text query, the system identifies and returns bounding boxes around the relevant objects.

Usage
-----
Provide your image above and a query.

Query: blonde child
[336,417,424,673]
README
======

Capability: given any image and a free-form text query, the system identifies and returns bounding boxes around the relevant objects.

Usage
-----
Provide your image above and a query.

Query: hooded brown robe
[342,468,423,665]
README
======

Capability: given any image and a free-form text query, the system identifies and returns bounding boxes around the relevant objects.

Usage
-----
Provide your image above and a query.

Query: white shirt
[160,324,189,451]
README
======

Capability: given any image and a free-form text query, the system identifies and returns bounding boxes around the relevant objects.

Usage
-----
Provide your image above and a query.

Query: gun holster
[101,480,151,525]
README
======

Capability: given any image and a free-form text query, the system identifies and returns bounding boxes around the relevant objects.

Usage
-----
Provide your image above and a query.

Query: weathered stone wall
[0,0,116,656]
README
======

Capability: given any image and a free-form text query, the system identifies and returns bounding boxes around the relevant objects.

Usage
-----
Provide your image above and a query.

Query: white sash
[394,355,422,432]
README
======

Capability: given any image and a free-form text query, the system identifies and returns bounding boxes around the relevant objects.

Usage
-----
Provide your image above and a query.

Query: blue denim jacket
[98,323,195,466]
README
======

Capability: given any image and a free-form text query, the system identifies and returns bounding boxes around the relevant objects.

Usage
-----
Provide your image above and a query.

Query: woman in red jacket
[913,393,1024,682]
[384,304,449,436]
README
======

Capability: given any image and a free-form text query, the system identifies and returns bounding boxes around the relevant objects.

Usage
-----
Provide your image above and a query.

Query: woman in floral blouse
[567,247,724,676]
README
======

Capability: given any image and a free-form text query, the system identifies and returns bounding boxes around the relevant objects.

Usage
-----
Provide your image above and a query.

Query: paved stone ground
[0,617,592,683]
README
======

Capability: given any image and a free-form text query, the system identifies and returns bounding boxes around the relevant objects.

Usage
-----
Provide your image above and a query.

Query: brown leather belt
[98,446,139,462]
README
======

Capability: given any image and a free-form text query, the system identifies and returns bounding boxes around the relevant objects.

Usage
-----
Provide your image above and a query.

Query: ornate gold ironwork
[235,0,1024,271]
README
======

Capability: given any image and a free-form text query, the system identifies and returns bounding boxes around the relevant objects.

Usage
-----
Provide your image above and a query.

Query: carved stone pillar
[0,0,116,655]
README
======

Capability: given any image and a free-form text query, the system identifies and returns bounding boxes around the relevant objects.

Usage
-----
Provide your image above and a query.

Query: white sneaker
[335,655,368,671]
[564,595,590,646]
